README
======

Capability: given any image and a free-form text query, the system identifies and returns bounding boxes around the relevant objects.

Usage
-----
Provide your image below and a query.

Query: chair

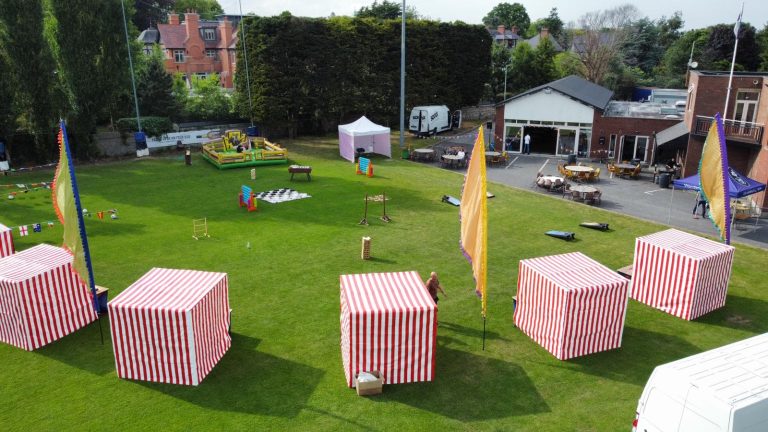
[588,190,602,205]
[630,164,642,179]
[607,163,617,178]
[571,190,584,201]
[562,181,572,199]
[592,167,601,182]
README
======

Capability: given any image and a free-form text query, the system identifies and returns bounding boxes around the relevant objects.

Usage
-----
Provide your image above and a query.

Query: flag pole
[482,316,486,350]
[60,121,104,344]
[723,3,744,119]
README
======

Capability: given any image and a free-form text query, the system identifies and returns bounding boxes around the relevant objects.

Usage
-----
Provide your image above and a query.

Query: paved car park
[418,138,767,249]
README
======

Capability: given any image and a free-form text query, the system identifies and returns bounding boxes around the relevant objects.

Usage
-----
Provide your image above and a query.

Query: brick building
[138,11,239,88]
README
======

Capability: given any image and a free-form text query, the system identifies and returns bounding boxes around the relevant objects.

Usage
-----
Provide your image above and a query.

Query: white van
[409,105,460,136]
[633,332,768,432]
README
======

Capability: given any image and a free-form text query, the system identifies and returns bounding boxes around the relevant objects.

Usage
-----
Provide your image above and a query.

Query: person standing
[425,272,447,304]
[693,191,707,219]
[523,133,531,154]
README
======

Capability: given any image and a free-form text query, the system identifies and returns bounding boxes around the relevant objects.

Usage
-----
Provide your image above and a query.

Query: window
[203,28,216,41]
[206,49,218,59]
[608,134,617,159]
[173,49,185,63]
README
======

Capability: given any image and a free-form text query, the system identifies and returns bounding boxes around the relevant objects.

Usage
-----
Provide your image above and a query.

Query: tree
[654,29,709,88]
[554,51,587,78]
[529,8,564,45]
[757,24,768,70]
[508,42,537,93]
[0,0,55,141]
[657,12,684,50]
[702,23,760,71]
[489,43,513,101]
[483,3,530,37]
[622,18,663,75]
[574,4,639,85]
[173,0,223,20]
[532,36,558,85]
[132,0,174,29]
[137,46,179,118]
[185,74,232,121]
[51,0,134,158]
[354,1,419,20]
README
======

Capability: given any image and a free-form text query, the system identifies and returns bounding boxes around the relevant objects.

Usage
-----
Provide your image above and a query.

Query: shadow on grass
[695,295,768,333]
[379,346,549,421]
[556,326,702,386]
[439,321,509,343]
[140,333,323,418]
[35,318,115,376]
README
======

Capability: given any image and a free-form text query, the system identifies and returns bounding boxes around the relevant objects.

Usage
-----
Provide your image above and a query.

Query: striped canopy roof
[0,244,74,282]
[340,271,435,314]
[110,268,228,312]
[520,252,628,291]
[637,229,734,260]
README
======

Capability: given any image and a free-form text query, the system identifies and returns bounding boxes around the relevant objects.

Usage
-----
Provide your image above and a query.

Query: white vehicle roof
[653,333,768,410]
[411,105,448,111]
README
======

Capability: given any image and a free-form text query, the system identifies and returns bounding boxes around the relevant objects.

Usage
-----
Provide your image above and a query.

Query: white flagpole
[723,3,744,119]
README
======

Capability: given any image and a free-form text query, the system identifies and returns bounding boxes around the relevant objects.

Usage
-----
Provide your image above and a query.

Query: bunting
[459,127,488,317]
[699,113,731,244]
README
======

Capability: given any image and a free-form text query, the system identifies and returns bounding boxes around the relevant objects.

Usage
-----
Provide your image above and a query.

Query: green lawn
[1,135,766,431]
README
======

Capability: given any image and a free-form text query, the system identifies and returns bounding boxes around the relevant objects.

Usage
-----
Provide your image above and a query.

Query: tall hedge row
[237,15,491,137]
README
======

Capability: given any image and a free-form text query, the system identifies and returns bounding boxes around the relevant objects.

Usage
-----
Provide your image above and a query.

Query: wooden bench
[289,165,312,181]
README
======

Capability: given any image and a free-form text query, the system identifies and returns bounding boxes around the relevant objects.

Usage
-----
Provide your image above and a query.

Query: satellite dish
[688,61,698,69]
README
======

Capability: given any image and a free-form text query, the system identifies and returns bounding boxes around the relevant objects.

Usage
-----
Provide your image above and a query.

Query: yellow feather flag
[460,127,488,317]
[699,113,731,244]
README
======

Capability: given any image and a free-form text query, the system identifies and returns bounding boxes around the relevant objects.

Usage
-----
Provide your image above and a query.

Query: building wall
[504,91,594,123]
[161,13,236,88]
[686,72,768,207]
[591,115,678,162]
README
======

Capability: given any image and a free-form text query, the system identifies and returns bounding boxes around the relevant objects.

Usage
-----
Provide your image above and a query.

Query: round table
[570,185,597,193]
[615,163,637,170]
[537,175,564,190]
[413,148,435,161]
[485,151,501,157]
[442,154,464,168]
[565,165,594,173]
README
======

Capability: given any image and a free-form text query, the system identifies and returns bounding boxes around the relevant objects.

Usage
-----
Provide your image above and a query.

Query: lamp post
[120,0,147,157]
[399,0,406,149]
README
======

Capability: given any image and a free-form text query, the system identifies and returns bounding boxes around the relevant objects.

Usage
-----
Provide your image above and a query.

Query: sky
[219,0,766,31]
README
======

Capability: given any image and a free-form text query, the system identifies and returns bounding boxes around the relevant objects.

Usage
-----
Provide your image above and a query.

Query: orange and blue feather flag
[52,120,98,311]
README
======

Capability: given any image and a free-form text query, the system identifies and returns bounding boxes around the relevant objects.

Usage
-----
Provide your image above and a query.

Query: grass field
[1,135,767,431]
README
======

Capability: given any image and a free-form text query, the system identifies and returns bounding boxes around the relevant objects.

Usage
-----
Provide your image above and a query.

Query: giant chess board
[254,188,311,204]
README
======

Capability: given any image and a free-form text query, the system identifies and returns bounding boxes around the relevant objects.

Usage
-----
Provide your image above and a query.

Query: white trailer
[633,332,768,432]
[408,105,461,137]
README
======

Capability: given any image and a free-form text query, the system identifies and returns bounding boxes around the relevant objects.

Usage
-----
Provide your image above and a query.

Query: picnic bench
[289,165,312,181]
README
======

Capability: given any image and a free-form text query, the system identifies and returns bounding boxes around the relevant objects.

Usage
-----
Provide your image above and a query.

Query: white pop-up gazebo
[338,116,391,162]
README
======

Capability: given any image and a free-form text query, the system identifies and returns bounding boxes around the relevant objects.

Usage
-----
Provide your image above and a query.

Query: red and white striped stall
[631,228,735,320]
[340,271,437,387]
[0,243,97,350]
[515,252,630,360]
[0,223,13,258]
[109,268,231,386]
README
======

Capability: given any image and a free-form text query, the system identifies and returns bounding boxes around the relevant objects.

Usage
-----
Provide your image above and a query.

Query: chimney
[168,13,179,25]
[511,25,519,35]
[497,24,505,35]
[540,26,549,38]
[185,10,200,33]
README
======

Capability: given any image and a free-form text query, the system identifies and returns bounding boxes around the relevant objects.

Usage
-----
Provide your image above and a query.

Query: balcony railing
[694,115,764,145]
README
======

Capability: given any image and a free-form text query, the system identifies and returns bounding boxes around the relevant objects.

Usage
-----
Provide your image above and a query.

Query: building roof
[498,75,614,110]
[527,34,563,51]
[604,101,683,120]
[656,121,689,146]
[157,24,187,49]
[138,28,159,44]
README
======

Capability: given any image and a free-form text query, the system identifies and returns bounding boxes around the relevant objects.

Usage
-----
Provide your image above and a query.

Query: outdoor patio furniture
[629,164,642,179]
